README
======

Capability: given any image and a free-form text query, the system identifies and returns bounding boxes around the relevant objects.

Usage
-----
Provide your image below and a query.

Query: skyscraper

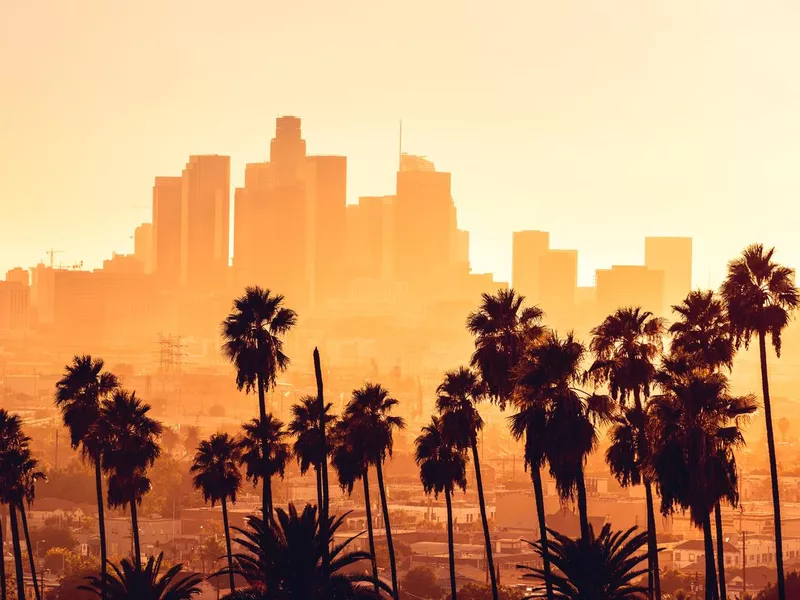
[180,155,230,292]
[152,176,183,289]
[512,230,550,301]
[596,265,665,317]
[346,196,394,281]
[134,223,153,273]
[644,236,692,311]
[538,249,578,327]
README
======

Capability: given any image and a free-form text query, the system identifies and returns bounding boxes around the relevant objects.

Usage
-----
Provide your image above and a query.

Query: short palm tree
[226,504,388,599]
[588,307,665,599]
[519,524,649,600]
[222,287,297,524]
[720,243,799,600]
[344,384,406,600]
[467,288,545,408]
[80,552,202,600]
[54,355,119,590]
[437,367,498,600]
[191,433,242,592]
[237,416,290,519]
[415,416,468,600]
[96,390,163,565]
[182,426,201,457]
[288,396,336,517]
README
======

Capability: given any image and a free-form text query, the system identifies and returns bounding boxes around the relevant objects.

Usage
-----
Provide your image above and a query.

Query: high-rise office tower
[512,230,550,301]
[538,249,578,326]
[596,265,665,317]
[233,162,273,288]
[180,155,230,292]
[645,237,692,312]
[134,223,153,273]
[152,176,183,289]
[346,196,395,281]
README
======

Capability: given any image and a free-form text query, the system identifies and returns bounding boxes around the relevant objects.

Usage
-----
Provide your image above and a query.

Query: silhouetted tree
[54,355,119,593]
[80,553,202,600]
[17,451,45,600]
[416,416,468,600]
[288,396,336,518]
[721,244,799,600]
[0,411,31,600]
[237,416,289,520]
[222,286,297,521]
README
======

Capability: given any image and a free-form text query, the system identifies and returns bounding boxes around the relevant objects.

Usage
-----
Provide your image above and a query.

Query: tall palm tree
[237,416,290,519]
[288,396,336,517]
[415,416,468,600]
[96,390,163,565]
[720,244,799,600]
[649,355,756,600]
[222,287,297,524]
[436,367,498,600]
[0,504,5,600]
[519,524,649,600]
[80,553,203,600]
[344,384,406,600]
[17,451,45,600]
[191,433,242,593]
[0,411,30,600]
[54,355,119,592]
[589,307,665,600]
[467,289,545,408]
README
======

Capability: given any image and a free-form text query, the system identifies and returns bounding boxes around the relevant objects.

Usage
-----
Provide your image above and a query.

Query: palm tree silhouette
[96,390,162,566]
[519,524,649,600]
[720,243,799,600]
[182,426,201,457]
[288,395,336,517]
[222,286,297,523]
[54,355,119,593]
[649,355,756,600]
[467,289,545,408]
[237,416,290,519]
[191,433,242,593]
[588,307,665,600]
[436,367,498,600]
[80,553,202,600]
[17,451,45,600]
[226,504,388,599]
[415,416,468,600]
[344,384,406,600]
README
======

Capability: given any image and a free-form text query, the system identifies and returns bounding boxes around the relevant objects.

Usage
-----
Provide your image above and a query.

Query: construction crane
[46,249,63,268]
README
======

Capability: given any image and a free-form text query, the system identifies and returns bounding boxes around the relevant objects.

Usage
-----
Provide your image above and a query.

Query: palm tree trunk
[375,459,399,600]
[8,504,24,600]
[575,464,590,541]
[94,455,108,599]
[221,498,235,593]
[703,514,719,600]
[1,506,7,600]
[715,503,727,600]
[315,465,323,518]
[313,348,331,575]
[470,440,498,600]
[265,475,273,517]
[256,374,270,523]
[18,504,40,600]
[363,471,379,595]
[644,480,662,600]
[445,486,457,600]
[129,499,141,568]
[759,331,785,600]
[531,467,553,600]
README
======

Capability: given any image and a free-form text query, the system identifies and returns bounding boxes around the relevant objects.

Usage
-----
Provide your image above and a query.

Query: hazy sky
[2,1,800,286]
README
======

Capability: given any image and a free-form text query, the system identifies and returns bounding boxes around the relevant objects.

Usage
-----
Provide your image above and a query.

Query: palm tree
[182,426,201,457]
[17,450,45,600]
[222,287,297,522]
[0,504,5,600]
[466,288,545,408]
[649,355,756,600]
[344,384,406,600]
[288,396,336,517]
[96,390,163,565]
[54,355,119,592]
[226,504,388,599]
[0,411,30,600]
[80,553,203,600]
[588,307,665,599]
[191,433,242,593]
[237,416,290,519]
[518,524,649,600]
[720,244,799,600]
[415,416,468,600]
[436,367,498,600]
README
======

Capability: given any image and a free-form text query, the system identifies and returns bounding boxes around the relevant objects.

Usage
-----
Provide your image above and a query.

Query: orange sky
[2,1,800,286]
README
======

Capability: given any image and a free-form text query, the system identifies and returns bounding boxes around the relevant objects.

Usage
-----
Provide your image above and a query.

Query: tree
[344,384,406,600]
[588,307,665,599]
[720,244,799,600]
[226,504,388,599]
[17,451,46,600]
[54,355,119,593]
[182,427,201,457]
[437,367,498,600]
[466,289,545,408]
[519,524,649,600]
[222,286,297,522]
[288,396,336,518]
[80,553,202,600]
[756,572,800,600]
[191,433,242,593]
[237,416,289,519]
[96,390,163,565]
[416,416,468,600]
[0,410,31,600]
[400,566,443,600]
